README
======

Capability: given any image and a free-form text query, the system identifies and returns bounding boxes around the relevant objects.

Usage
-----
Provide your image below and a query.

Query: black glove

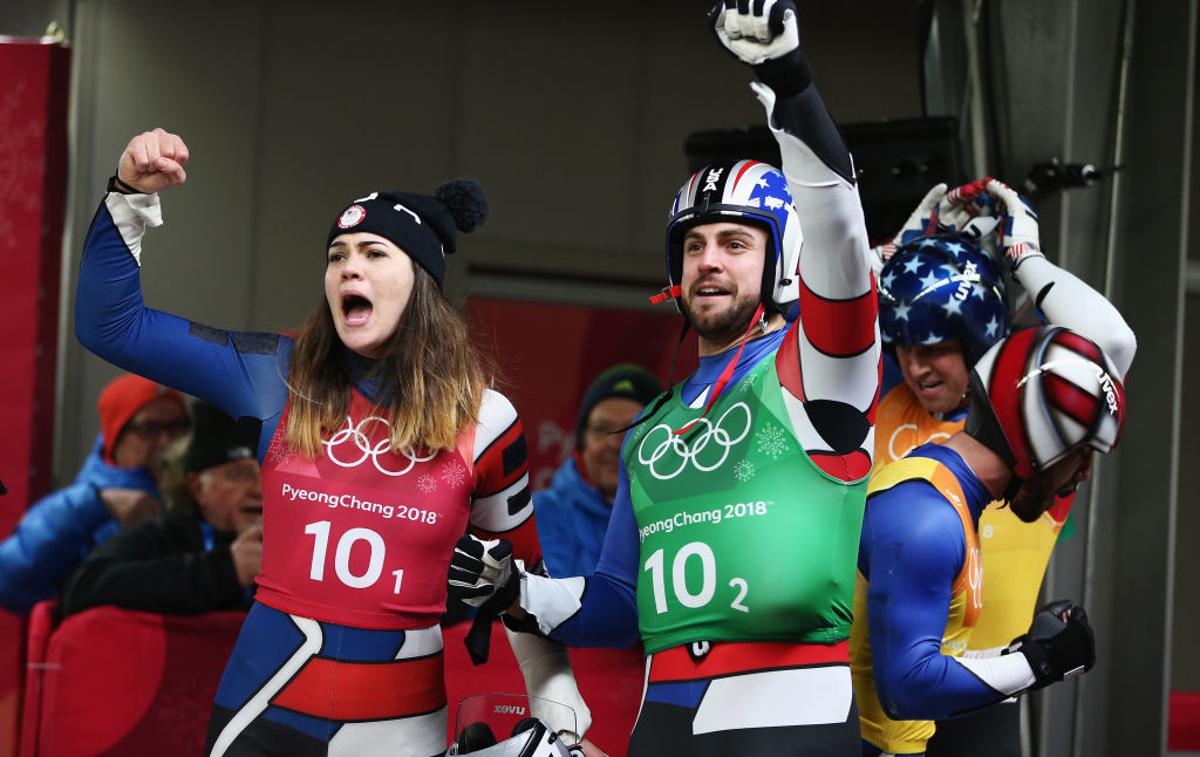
[1010,600,1096,690]
[448,534,522,665]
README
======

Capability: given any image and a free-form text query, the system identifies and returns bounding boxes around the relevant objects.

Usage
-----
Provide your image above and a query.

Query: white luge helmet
[663,159,803,315]
[967,326,1127,480]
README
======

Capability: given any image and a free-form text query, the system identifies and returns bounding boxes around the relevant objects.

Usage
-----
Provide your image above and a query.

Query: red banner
[0,38,70,530]
[0,37,72,754]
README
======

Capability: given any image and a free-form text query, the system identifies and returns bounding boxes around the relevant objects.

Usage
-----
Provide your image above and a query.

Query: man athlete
[449,2,880,753]
[852,324,1129,757]
[864,178,1136,755]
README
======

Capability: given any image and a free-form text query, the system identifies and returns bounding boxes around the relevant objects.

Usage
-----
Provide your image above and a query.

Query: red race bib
[256,391,475,628]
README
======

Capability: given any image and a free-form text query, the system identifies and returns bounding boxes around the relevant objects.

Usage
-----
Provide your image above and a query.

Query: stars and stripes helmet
[662,160,803,315]
[967,326,1127,479]
[878,234,1009,365]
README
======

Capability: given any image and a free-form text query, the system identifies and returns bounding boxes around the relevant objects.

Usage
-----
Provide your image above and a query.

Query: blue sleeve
[75,197,289,422]
[532,490,576,579]
[547,463,640,648]
[860,481,1010,719]
[0,482,112,613]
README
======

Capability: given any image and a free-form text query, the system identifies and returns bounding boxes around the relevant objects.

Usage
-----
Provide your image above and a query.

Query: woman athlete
[76,129,597,757]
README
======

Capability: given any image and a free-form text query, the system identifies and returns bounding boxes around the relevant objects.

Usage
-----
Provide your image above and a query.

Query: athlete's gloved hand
[986,177,1044,270]
[709,0,811,96]
[871,183,949,270]
[116,128,190,193]
[891,182,949,247]
[448,533,520,609]
[451,533,526,664]
[1009,600,1096,690]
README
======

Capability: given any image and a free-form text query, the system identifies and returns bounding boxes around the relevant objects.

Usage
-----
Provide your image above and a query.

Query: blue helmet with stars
[663,160,802,316]
[878,233,1009,365]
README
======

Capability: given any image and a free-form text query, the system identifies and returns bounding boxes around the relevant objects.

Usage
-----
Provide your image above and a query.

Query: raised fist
[116,128,190,193]
[710,0,800,67]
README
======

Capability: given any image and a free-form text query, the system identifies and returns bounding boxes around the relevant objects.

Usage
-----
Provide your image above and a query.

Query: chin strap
[676,303,766,436]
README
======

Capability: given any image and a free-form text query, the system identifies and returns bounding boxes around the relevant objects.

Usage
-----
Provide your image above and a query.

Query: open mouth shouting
[340,291,374,328]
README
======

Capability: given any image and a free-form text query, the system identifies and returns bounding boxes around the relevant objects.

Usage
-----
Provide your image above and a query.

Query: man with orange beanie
[0,373,189,613]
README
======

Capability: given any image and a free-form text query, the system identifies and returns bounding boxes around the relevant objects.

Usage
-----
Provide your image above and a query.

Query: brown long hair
[285,265,492,457]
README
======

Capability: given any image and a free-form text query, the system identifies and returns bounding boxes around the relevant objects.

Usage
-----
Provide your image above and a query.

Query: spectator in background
[533,365,661,577]
[0,373,188,614]
[63,401,262,616]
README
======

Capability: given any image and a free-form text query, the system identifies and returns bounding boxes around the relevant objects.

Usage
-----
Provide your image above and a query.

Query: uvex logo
[1095,367,1120,416]
[493,704,527,716]
[954,261,981,301]
[702,168,724,193]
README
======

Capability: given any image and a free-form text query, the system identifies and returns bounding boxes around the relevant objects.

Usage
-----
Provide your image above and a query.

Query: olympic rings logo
[322,415,436,477]
[887,423,952,463]
[636,402,752,480]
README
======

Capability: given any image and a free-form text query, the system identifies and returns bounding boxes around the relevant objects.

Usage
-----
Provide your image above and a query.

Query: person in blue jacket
[534,365,661,577]
[0,373,189,613]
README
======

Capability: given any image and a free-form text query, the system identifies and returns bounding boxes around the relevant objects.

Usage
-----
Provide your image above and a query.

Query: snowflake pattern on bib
[756,423,790,461]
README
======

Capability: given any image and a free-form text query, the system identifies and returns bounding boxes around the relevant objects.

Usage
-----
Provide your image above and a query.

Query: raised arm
[76,129,288,421]
[985,178,1137,377]
[713,1,880,480]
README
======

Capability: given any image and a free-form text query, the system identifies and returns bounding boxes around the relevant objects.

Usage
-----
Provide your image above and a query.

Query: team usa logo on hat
[338,204,367,229]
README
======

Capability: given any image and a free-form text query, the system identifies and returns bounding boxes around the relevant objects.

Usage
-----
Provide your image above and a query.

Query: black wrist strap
[463,572,522,665]
[753,50,813,97]
[1017,638,1055,689]
[107,175,140,195]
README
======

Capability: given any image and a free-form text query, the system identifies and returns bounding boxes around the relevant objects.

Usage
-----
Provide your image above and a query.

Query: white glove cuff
[519,572,586,636]
[104,191,163,266]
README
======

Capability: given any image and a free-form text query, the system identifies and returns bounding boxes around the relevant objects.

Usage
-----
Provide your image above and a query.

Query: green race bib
[623,355,867,653]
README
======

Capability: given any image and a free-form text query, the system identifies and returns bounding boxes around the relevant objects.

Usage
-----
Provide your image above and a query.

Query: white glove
[891,180,1003,257]
[712,0,800,66]
[986,177,1044,270]
[892,182,949,246]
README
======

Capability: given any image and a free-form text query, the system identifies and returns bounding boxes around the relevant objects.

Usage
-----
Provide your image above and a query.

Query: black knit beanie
[575,364,664,449]
[325,179,489,288]
[183,401,259,474]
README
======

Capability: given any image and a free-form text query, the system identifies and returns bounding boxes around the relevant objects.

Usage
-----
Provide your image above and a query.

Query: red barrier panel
[443,620,643,756]
[17,602,55,757]
[22,604,243,756]
[1170,690,1200,751]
